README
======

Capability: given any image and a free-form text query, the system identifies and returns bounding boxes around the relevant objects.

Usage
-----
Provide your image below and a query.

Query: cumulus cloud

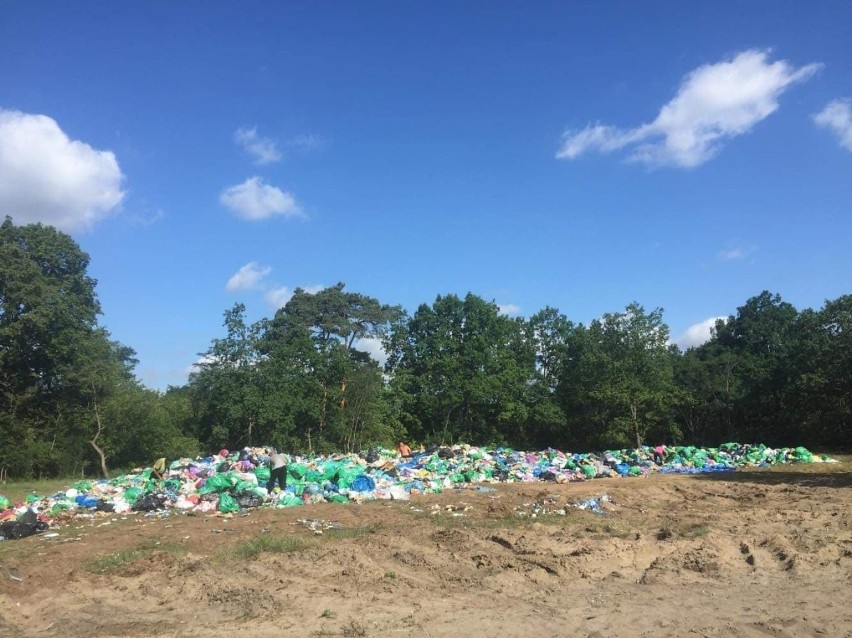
[498,303,521,316]
[355,337,388,367]
[220,177,303,221]
[717,243,757,261]
[226,261,272,292]
[264,283,325,309]
[185,354,219,376]
[265,286,294,309]
[234,126,281,165]
[813,99,852,151]
[557,50,820,168]
[0,109,125,231]
[675,316,727,350]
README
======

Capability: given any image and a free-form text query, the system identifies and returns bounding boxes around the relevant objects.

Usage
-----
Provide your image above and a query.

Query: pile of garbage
[0,443,831,538]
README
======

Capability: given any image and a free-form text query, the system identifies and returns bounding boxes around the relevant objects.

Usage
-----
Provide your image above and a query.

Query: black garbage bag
[236,493,264,508]
[492,468,509,481]
[540,471,558,482]
[1,521,38,540]
[18,509,38,526]
[131,494,167,512]
[95,500,115,513]
[0,510,47,540]
[437,448,454,460]
[365,447,379,463]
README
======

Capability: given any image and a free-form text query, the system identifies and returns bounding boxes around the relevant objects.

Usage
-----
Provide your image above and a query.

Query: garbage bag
[218,492,240,513]
[124,487,142,504]
[199,473,235,494]
[438,448,454,459]
[236,493,264,508]
[132,494,167,512]
[0,495,10,510]
[19,509,38,526]
[365,447,379,463]
[350,476,376,492]
[75,495,99,508]
[254,467,271,483]
[95,500,115,513]
[0,521,42,540]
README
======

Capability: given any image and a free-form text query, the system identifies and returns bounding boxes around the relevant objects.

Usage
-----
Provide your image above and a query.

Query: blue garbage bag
[350,476,376,492]
[75,495,98,508]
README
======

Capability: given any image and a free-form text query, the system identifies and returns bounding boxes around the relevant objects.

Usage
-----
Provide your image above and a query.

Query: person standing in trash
[151,457,168,481]
[267,450,288,494]
[397,440,412,458]
[653,444,667,465]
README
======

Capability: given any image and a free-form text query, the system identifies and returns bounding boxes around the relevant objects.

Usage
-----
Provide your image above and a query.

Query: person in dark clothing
[267,451,288,493]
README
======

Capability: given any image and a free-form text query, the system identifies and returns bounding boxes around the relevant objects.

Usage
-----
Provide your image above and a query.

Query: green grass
[228,534,314,560]
[84,540,187,573]
[321,525,381,541]
[0,478,76,503]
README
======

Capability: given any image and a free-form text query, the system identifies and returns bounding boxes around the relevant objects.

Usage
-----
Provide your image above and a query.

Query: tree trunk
[630,403,641,449]
[90,389,109,478]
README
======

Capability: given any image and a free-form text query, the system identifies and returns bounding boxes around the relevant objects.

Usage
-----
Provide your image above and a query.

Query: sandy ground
[0,463,850,638]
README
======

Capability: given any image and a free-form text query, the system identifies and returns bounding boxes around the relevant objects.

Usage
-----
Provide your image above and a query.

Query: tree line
[1,218,849,478]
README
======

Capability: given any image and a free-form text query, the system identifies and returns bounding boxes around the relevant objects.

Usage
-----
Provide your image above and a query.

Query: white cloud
[226,261,272,292]
[557,50,820,168]
[185,354,219,376]
[717,243,757,261]
[220,177,303,221]
[813,99,852,151]
[355,337,388,367]
[717,248,743,261]
[265,283,325,309]
[498,303,521,316]
[234,126,281,165]
[0,109,125,231]
[265,286,293,309]
[286,134,326,153]
[675,316,727,350]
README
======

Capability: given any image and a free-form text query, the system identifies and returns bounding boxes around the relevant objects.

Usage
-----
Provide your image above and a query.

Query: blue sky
[1,2,850,389]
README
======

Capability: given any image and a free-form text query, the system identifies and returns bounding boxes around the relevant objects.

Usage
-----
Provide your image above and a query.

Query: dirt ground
[1,462,850,638]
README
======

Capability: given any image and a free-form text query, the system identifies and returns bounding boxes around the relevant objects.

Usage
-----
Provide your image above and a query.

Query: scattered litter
[7,568,23,582]
[0,443,829,534]
[296,519,344,534]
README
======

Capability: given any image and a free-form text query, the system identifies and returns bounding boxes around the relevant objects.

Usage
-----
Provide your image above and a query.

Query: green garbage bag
[581,465,596,479]
[199,473,235,494]
[163,479,181,492]
[336,466,365,490]
[50,502,71,515]
[254,467,270,483]
[73,480,93,492]
[318,462,341,482]
[277,493,302,507]
[450,473,466,483]
[218,492,239,513]
[628,466,642,476]
[236,480,259,494]
[288,464,308,480]
[0,495,9,510]
[328,494,349,503]
[124,487,142,503]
